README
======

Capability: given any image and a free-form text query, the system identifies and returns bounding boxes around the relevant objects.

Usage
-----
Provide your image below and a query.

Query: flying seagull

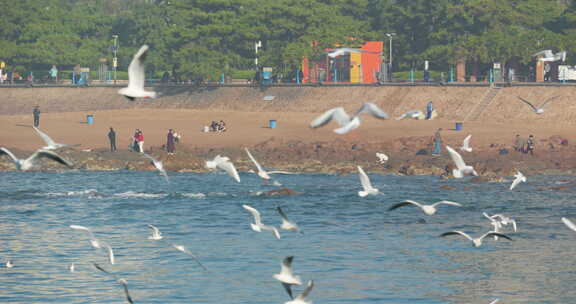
[440,230,512,247]
[388,200,462,216]
[395,110,425,120]
[277,207,301,233]
[285,280,314,304]
[517,96,559,114]
[310,103,389,134]
[205,155,240,183]
[173,244,208,271]
[273,256,302,300]
[33,127,75,150]
[142,153,169,183]
[242,204,281,239]
[245,148,294,181]
[460,134,472,152]
[5,260,13,268]
[147,224,163,240]
[326,48,378,58]
[376,152,389,164]
[69,225,102,249]
[445,145,478,178]
[484,213,517,233]
[118,44,157,101]
[509,171,526,190]
[93,263,134,304]
[0,147,73,171]
[357,166,379,197]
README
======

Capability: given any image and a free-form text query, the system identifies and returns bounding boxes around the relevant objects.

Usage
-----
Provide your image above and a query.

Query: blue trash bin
[455,122,462,131]
[269,120,277,128]
[87,115,94,125]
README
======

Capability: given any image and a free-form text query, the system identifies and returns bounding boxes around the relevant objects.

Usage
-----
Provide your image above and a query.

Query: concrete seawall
[1,85,575,123]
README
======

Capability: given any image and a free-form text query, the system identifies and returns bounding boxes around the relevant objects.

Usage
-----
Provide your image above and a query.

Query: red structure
[302,41,383,84]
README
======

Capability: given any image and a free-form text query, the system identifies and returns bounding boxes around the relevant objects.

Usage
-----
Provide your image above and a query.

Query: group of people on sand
[117,128,180,154]
[514,134,536,155]
[208,120,227,133]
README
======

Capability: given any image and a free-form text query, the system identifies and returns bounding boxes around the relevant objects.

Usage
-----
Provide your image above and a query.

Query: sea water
[1,170,576,304]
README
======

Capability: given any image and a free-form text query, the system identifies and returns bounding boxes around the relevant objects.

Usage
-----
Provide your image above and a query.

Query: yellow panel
[350,52,362,83]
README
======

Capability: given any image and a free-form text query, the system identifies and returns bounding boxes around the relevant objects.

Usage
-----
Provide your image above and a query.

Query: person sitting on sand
[217,120,227,132]
[210,121,218,132]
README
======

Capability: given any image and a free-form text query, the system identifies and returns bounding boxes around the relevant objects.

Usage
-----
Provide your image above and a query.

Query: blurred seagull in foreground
[118,44,157,101]
[441,230,512,248]
[285,280,314,304]
[277,207,301,233]
[395,110,424,120]
[70,225,102,249]
[33,127,75,150]
[357,166,379,197]
[388,200,462,216]
[460,134,472,152]
[310,103,388,134]
[245,148,294,181]
[273,256,302,300]
[5,260,13,268]
[242,204,281,239]
[205,155,240,183]
[93,264,134,304]
[327,48,376,58]
[509,171,526,190]
[446,145,478,178]
[147,224,163,240]
[517,96,559,114]
[142,153,169,183]
[562,217,576,232]
[0,147,73,171]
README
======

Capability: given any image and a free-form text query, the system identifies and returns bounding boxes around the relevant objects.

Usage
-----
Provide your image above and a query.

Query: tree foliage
[0,0,574,79]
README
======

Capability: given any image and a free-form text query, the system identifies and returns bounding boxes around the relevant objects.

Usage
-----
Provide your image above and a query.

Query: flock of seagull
[1,44,572,303]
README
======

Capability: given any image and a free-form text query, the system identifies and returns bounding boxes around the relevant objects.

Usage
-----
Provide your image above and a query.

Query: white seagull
[69,225,102,249]
[533,49,566,62]
[327,47,375,58]
[105,243,115,265]
[357,166,379,197]
[242,204,281,239]
[273,256,302,300]
[244,148,294,181]
[147,224,163,240]
[460,134,472,152]
[446,145,478,178]
[395,110,425,120]
[517,96,559,114]
[69,263,75,273]
[509,171,526,190]
[118,278,134,304]
[0,147,73,171]
[376,152,389,164]
[33,127,75,150]
[487,213,518,232]
[441,230,512,247]
[142,153,169,183]
[310,103,389,134]
[6,260,13,268]
[173,244,208,270]
[285,280,314,304]
[277,207,301,233]
[562,217,576,232]
[205,155,240,183]
[388,200,462,216]
[118,44,157,101]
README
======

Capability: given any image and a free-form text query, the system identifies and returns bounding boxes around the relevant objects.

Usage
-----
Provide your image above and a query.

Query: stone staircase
[464,86,501,121]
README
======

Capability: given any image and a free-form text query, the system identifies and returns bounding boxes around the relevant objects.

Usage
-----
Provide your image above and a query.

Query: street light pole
[386,33,396,80]
[112,35,118,84]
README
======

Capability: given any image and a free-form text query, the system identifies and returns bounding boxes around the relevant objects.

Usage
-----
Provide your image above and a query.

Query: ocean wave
[113,191,168,199]
[42,189,101,197]
[180,193,206,199]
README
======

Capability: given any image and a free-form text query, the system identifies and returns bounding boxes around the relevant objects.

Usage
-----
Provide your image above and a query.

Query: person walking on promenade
[33,106,41,127]
[432,128,443,155]
[108,127,117,152]
[137,130,144,153]
[166,129,175,155]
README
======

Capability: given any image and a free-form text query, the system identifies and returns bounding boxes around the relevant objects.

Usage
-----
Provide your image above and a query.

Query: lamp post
[386,33,396,81]
[112,35,118,84]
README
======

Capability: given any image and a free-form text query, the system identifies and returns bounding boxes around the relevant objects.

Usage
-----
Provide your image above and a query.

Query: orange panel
[361,41,383,83]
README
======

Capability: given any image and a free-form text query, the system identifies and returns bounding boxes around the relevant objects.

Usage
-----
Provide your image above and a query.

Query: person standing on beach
[432,128,443,155]
[108,127,117,152]
[526,135,535,156]
[33,106,40,127]
[137,130,144,153]
[166,129,175,154]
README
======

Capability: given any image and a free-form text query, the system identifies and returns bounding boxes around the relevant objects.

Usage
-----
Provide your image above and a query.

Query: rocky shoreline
[1,135,574,180]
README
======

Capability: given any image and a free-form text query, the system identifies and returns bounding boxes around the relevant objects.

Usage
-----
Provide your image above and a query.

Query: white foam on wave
[181,193,206,199]
[43,189,100,197]
[114,191,167,198]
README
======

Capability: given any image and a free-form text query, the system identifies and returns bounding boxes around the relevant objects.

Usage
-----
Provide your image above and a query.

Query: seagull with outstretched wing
[118,45,157,101]
[517,96,559,114]
[0,147,73,171]
[310,103,388,134]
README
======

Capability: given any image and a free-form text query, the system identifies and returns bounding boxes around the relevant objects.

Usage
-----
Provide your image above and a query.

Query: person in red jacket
[137,130,144,153]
